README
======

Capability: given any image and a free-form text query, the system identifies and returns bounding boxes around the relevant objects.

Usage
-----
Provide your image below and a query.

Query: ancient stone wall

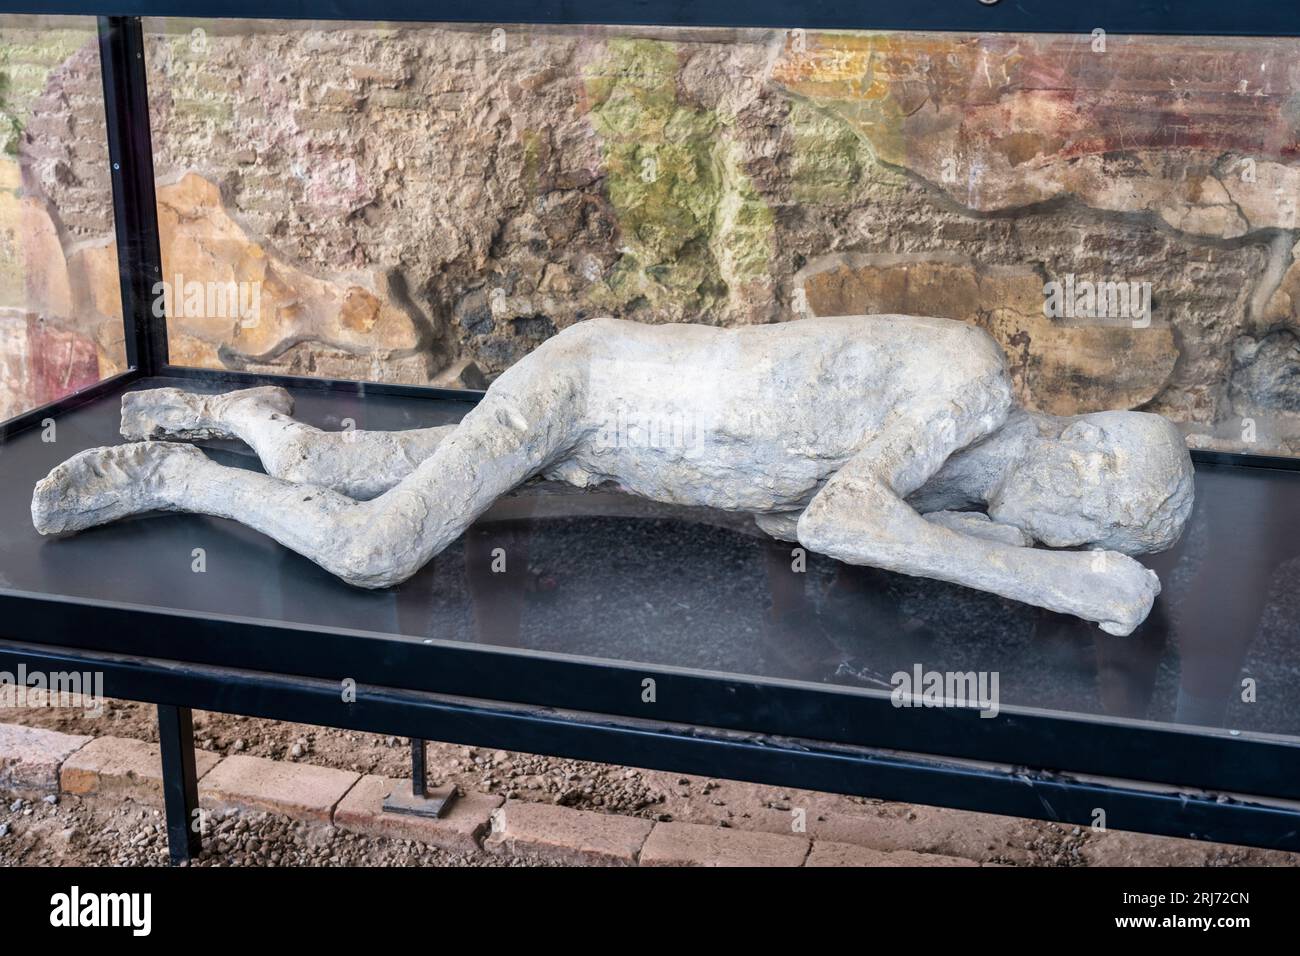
[4,19,1299,454]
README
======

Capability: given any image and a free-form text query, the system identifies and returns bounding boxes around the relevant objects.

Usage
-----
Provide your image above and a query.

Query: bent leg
[36,353,587,588]
[121,386,455,499]
[33,441,384,580]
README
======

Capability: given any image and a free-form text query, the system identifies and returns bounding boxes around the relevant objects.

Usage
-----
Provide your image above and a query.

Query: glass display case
[0,14,124,422]
[0,1,1297,863]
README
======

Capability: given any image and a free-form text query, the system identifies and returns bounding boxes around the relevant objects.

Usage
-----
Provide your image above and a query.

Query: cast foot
[32,442,206,534]
[120,386,293,441]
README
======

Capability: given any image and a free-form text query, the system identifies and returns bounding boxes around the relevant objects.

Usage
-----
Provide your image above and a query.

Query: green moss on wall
[584,37,773,317]
[0,73,20,156]
[0,28,96,156]
[787,99,865,205]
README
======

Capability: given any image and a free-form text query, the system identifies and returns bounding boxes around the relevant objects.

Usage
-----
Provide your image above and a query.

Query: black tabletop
[2,375,1299,744]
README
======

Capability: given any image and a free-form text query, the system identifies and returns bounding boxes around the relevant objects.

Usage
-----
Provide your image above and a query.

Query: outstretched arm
[795,424,1160,636]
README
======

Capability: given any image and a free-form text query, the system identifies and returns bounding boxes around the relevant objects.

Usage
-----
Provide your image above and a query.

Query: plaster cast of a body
[31,315,1195,635]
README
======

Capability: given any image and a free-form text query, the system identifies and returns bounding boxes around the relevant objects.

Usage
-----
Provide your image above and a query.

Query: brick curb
[640,820,810,867]
[806,840,978,867]
[335,774,502,855]
[61,735,222,800]
[486,798,653,865]
[0,722,91,796]
[200,754,359,823]
[2,725,996,866]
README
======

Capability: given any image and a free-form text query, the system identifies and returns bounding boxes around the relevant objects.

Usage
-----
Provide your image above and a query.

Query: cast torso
[544,315,1012,512]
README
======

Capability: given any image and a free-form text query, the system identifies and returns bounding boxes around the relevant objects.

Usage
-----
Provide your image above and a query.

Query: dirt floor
[0,797,567,866]
[2,699,1295,866]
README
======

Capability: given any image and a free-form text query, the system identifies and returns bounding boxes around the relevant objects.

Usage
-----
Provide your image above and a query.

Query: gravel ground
[13,697,670,817]
[4,703,1297,867]
[0,794,564,867]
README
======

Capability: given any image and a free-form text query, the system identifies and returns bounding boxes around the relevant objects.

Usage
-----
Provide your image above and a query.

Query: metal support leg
[383,739,457,818]
[157,704,202,864]
[412,738,427,797]
[97,16,169,375]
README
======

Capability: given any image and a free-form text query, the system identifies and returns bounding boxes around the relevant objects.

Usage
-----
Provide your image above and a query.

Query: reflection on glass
[142,20,1300,457]
[0,381,1296,739]
[1,18,1295,741]
[0,15,125,421]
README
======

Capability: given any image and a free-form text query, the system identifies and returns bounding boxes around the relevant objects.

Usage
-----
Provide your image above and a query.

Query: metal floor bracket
[382,738,458,819]
[383,783,458,819]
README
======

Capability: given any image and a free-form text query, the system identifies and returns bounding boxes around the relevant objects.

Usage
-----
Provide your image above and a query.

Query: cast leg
[121,385,456,499]
[34,354,587,587]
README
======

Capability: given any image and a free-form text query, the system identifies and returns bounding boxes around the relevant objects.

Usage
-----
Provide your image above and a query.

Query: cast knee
[325,502,431,589]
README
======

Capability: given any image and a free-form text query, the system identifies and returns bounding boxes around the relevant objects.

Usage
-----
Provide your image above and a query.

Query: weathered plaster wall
[5,21,1300,453]
[0,17,124,420]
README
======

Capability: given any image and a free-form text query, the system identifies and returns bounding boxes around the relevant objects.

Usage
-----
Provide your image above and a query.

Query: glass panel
[143,20,1300,458]
[1,376,1297,743]
[0,14,125,421]
[0,19,1292,759]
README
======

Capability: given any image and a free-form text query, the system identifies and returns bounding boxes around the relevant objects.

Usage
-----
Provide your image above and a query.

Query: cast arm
[795,429,1160,636]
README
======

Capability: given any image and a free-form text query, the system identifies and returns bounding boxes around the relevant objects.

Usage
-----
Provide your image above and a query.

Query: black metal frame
[0,2,1298,864]
[98,15,166,377]
[3,639,1300,865]
[7,1,1300,38]
[156,703,201,860]
[4,570,1300,801]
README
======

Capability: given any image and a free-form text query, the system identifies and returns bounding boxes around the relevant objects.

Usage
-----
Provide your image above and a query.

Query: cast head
[990,411,1195,554]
